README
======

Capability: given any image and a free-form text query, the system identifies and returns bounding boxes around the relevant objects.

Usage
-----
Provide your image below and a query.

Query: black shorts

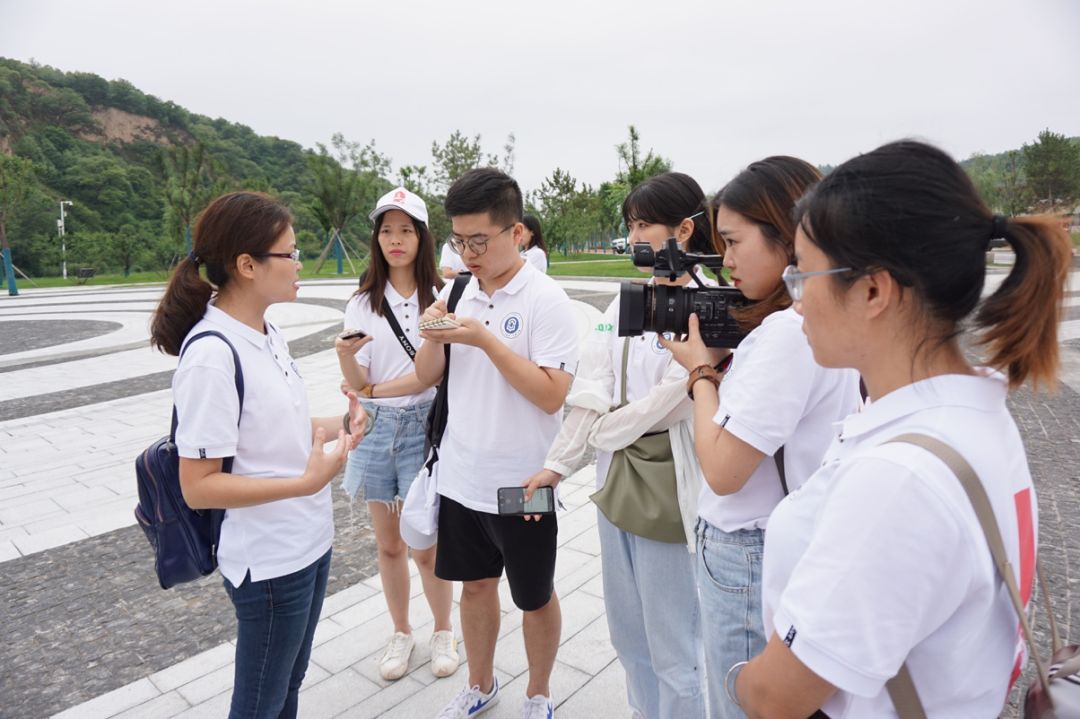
[435,495,558,611]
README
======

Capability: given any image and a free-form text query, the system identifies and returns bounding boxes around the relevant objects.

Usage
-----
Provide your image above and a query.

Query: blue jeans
[343,400,431,503]
[598,512,706,719]
[695,519,766,719]
[224,548,332,719]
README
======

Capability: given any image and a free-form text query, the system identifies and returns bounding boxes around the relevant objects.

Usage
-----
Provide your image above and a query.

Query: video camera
[618,238,749,348]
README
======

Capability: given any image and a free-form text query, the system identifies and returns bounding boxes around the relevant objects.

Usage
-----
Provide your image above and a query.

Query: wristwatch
[687,365,722,399]
[359,384,375,398]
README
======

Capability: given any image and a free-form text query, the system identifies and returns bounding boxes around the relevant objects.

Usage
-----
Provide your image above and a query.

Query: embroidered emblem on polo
[501,312,523,338]
[652,332,672,354]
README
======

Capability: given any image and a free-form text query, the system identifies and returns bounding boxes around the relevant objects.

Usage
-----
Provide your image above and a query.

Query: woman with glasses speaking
[661,157,861,719]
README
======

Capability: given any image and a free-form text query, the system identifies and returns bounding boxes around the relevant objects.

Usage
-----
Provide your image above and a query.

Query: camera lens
[618,282,647,336]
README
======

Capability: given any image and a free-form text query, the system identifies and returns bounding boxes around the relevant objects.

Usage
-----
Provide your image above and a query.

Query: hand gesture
[521,468,562,522]
[345,391,367,449]
[301,426,349,495]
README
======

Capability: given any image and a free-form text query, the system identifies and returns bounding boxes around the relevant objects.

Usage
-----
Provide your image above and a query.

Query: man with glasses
[414,168,579,719]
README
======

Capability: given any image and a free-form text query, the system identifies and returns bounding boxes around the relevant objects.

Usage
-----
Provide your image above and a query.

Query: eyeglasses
[781,264,853,302]
[448,224,514,256]
[254,250,301,262]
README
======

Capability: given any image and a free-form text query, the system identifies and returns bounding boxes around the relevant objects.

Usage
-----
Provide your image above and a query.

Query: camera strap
[381,297,417,362]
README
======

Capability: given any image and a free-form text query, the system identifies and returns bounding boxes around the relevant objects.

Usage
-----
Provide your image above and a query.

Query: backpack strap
[381,296,418,361]
[171,330,245,463]
[882,432,1052,715]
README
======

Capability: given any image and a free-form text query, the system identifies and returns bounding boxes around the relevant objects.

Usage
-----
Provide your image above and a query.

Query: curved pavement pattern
[0,274,1077,718]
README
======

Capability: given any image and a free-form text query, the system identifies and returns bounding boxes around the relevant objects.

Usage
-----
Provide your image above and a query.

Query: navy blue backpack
[134,331,243,590]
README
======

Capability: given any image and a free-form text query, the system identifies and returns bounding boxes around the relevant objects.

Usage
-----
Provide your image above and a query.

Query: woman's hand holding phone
[335,329,372,357]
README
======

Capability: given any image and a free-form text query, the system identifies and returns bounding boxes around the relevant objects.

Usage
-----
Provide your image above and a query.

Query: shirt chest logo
[501,312,524,339]
[652,333,672,355]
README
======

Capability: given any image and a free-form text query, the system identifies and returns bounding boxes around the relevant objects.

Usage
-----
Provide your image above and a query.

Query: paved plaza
[0,273,1078,718]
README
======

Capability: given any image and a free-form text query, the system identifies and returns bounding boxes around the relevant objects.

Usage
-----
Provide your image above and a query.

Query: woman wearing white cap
[335,187,460,681]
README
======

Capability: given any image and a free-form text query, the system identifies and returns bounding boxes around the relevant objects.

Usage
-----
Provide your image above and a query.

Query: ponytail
[150,255,213,356]
[149,191,294,356]
[975,216,1072,389]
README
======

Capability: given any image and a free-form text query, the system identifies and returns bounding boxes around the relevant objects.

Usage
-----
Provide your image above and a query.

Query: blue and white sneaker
[436,677,500,718]
[521,694,554,719]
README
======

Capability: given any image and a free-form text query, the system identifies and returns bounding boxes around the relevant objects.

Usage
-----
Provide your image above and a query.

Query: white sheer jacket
[543,315,706,551]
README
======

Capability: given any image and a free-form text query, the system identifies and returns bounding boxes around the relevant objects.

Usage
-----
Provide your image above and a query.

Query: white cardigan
[544,321,705,551]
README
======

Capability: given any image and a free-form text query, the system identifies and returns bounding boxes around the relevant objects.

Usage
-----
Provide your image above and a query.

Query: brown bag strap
[885,664,927,719]
[617,337,630,408]
[886,433,1052,701]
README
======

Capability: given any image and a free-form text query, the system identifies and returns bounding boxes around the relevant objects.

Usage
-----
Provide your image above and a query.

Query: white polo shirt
[173,303,333,586]
[343,285,436,407]
[697,307,860,532]
[437,262,579,513]
[522,246,548,273]
[762,371,1036,717]
[439,242,468,274]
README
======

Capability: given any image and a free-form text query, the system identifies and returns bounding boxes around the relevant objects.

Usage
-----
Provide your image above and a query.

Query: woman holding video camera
[526,172,715,719]
[334,188,460,683]
[731,141,1071,717]
[662,157,861,719]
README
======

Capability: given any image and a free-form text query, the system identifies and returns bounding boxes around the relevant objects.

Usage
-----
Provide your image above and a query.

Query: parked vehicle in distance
[612,237,628,253]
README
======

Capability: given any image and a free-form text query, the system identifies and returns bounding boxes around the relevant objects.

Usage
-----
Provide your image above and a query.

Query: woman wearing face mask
[335,188,459,683]
[662,158,861,719]
[733,140,1072,718]
[526,172,715,719]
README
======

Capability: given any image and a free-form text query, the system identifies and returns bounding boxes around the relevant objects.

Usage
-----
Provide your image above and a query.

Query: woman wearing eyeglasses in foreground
[731,140,1072,717]
[151,192,369,719]
[661,157,861,719]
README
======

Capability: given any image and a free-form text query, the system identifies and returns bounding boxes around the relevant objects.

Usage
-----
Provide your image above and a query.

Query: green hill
[0,56,354,278]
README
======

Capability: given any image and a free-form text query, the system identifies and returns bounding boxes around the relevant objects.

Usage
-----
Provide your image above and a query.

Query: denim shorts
[343,400,431,503]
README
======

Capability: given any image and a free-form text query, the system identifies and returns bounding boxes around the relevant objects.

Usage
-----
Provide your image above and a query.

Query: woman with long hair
[335,187,458,681]
[732,140,1072,717]
[150,191,367,718]
[528,172,715,718]
[662,157,861,718]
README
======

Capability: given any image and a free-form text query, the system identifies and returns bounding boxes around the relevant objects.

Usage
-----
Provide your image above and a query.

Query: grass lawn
[2,264,370,290]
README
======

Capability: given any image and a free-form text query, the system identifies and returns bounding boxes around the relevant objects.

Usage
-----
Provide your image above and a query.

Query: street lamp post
[58,200,72,280]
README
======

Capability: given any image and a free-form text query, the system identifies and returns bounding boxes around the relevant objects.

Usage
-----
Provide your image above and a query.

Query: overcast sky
[2,0,1078,195]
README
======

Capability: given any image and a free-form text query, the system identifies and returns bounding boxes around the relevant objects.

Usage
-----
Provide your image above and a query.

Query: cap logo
[393,190,407,204]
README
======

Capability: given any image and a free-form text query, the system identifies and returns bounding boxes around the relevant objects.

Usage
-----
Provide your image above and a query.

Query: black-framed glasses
[781,264,853,302]
[448,224,514,256]
[254,249,301,262]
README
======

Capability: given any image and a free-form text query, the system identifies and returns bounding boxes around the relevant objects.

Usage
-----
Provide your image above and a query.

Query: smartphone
[497,486,555,515]
[339,329,367,340]
[419,317,461,331]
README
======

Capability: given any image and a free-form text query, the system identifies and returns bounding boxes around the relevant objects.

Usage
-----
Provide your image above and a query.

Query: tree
[0,154,36,293]
[161,141,217,258]
[1023,129,1080,206]
[534,168,605,254]
[615,125,672,188]
[305,134,390,273]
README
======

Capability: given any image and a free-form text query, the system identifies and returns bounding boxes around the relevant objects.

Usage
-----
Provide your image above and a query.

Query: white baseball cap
[370,187,428,225]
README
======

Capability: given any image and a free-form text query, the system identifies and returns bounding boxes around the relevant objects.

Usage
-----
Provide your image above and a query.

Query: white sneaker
[378,632,414,681]
[430,629,460,678]
[436,677,500,718]
[521,694,554,719]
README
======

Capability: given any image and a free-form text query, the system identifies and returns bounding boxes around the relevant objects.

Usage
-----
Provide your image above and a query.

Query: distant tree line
[3,55,1072,281]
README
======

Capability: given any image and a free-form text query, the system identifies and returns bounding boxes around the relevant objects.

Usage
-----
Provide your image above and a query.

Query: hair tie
[188,251,201,267]
[989,215,1009,245]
